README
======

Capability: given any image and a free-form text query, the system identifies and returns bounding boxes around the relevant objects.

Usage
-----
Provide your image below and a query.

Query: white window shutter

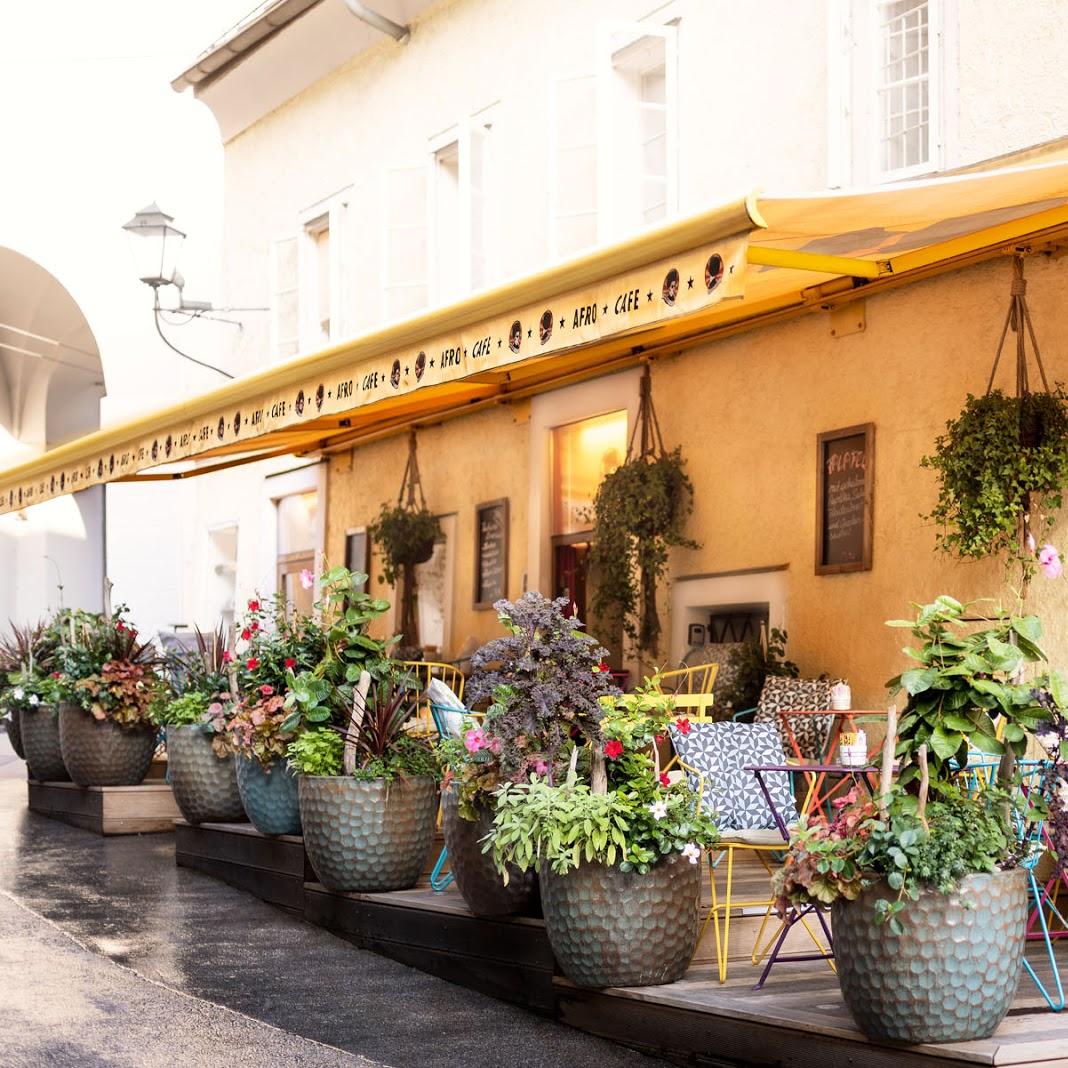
[549,72,598,260]
[596,21,678,242]
[382,165,429,322]
[270,236,299,361]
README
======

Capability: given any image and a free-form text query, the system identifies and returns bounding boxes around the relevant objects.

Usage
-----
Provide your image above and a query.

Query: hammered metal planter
[21,705,69,781]
[541,852,701,988]
[832,868,1028,1043]
[6,706,25,760]
[58,702,156,786]
[441,787,538,917]
[166,725,245,825]
[299,775,438,892]
[236,756,301,836]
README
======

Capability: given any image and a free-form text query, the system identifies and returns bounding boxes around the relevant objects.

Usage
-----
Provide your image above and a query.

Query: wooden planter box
[174,820,313,914]
[27,779,181,835]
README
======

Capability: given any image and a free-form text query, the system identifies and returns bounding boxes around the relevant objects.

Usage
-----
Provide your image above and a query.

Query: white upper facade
[177,0,1068,377]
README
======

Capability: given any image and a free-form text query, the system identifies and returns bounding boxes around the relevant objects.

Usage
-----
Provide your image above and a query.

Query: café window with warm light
[276,490,318,616]
[550,410,627,619]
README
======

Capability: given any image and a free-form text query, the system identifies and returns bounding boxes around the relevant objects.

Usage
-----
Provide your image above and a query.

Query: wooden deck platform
[174,819,1068,1067]
[28,779,180,835]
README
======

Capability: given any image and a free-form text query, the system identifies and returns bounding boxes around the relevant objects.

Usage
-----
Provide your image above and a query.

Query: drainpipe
[342,0,410,43]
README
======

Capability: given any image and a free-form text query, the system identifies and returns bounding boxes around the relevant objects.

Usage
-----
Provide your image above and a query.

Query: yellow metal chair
[663,692,832,984]
[395,659,465,734]
[657,662,719,697]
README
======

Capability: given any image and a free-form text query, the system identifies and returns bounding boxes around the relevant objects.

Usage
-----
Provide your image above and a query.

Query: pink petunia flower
[1039,544,1063,580]
[464,727,487,753]
[299,568,314,590]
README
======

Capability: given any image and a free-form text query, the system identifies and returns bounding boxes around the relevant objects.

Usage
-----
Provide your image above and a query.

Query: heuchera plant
[465,593,620,783]
[490,679,717,877]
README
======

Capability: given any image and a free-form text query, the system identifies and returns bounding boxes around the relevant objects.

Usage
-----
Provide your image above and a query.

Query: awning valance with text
[5,158,1068,515]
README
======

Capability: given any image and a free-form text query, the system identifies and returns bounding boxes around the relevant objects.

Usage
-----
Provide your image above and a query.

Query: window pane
[277,491,317,556]
[877,0,930,174]
[551,411,627,536]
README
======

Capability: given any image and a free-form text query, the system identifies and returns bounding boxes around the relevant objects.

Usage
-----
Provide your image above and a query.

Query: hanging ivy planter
[590,366,698,658]
[369,431,441,652]
[922,257,1068,577]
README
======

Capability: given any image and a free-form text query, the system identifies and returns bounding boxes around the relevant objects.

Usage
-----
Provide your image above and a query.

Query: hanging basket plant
[921,257,1068,576]
[922,388,1068,561]
[369,431,442,652]
[590,366,698,658]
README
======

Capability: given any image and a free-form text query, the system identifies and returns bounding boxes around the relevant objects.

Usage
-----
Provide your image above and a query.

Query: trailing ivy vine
[590,367,698,658]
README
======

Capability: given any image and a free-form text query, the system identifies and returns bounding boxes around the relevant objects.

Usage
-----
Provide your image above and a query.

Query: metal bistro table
[744,762,878,989]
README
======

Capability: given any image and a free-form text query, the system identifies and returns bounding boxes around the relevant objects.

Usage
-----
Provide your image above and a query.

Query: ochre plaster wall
[328,253,1068,705]
[326,403,530,656]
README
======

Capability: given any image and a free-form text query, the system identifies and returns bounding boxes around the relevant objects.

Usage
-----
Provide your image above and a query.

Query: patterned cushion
[754,677,839,760]
[668,721,798,832]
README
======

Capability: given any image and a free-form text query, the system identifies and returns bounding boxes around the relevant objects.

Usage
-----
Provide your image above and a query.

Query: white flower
[11,688,23,701]
[681,842,701,865]
[28,694,39,706]
[649,800,668,821]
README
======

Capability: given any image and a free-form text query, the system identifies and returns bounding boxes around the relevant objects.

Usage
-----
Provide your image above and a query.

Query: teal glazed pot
[59,702,155,786]
[21,705,69,782]
[166,726,245,825]
[441,787,538,917]
[6,706,26,760]
[236,756,301,836]
[299,775,437,892]
[540,852,701,988]
[832,868,1028,1043]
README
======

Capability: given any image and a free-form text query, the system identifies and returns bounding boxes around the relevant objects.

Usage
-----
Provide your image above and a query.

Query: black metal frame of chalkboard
[473,498,509,609]
[815,423,874,575]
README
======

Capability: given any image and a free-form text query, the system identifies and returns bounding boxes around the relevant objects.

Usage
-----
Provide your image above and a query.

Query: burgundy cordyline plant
[465,592,620,785]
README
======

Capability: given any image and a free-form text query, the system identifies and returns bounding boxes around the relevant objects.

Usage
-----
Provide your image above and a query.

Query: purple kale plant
[465,592,620,783]
[1034,685,1068,874]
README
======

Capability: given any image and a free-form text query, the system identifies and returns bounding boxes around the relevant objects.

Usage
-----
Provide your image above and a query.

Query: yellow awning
[5,158,1068,515]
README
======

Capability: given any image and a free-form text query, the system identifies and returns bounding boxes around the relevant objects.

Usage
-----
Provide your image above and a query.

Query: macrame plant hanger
[984,254,1052,593]
[627,363,666,462]
[397,430,425,649]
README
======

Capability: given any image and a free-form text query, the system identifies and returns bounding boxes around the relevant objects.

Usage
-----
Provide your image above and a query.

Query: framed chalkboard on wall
[815,423,874,575]
[473,498,509,608]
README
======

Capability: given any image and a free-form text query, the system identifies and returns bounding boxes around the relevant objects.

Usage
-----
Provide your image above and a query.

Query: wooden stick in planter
[878,703,898,820]
[343,670,372,777]
[916,743,930,832]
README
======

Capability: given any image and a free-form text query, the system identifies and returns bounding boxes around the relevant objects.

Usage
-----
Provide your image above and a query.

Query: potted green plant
[773,595,1045,1043]
[53,609,166,787]
[284,565,440,892]
[490,679,718,988]
[155,625,245,825]
[1,622,62,778]
[216,594,326,836]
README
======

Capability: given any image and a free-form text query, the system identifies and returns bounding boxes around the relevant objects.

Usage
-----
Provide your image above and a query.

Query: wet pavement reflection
[0,779,664,1068]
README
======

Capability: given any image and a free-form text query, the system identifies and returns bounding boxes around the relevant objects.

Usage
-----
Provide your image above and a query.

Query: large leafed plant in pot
[214,593,327,835]
[485,636,718,988]
[284,565,441,892]
[52,608,167,787]
[773,595,1045,1044]
[0,622,60,776]
[155,624,245,825]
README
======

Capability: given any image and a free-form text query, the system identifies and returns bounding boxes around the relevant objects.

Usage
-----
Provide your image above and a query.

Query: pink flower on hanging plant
[299,568,315,590]
[1038,544,1063,580]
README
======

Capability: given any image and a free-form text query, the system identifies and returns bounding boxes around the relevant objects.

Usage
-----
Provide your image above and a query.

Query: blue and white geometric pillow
[668,720,798,832]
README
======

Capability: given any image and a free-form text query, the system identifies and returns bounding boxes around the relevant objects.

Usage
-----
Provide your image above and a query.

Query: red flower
[659,772,671,787]
[222,651,233,664]
[51,671,62,679]
[604,739,624,760]
[250,621,259,633]
[115,620,126,631]
[655,733,665,744]
[284,658,296,669]
[259,684,274,696]
[675,717,691,736]
[599,662,610,672]
[246,657,260,671]
[248,599,260,612]
[241,628,251,640]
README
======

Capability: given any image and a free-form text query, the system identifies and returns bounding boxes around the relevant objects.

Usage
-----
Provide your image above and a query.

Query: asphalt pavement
[0,758,664,1068]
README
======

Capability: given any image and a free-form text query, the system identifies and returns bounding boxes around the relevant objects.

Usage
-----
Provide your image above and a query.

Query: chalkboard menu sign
[344,528,370,591]
[815,423,874,575]
[474,498,509,608]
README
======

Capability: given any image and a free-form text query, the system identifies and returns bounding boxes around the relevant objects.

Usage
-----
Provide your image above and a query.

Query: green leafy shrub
[287,728,344,776]
[154,691,210,728]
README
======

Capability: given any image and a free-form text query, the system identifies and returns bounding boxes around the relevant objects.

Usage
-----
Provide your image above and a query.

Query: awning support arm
[747,246,891,279]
